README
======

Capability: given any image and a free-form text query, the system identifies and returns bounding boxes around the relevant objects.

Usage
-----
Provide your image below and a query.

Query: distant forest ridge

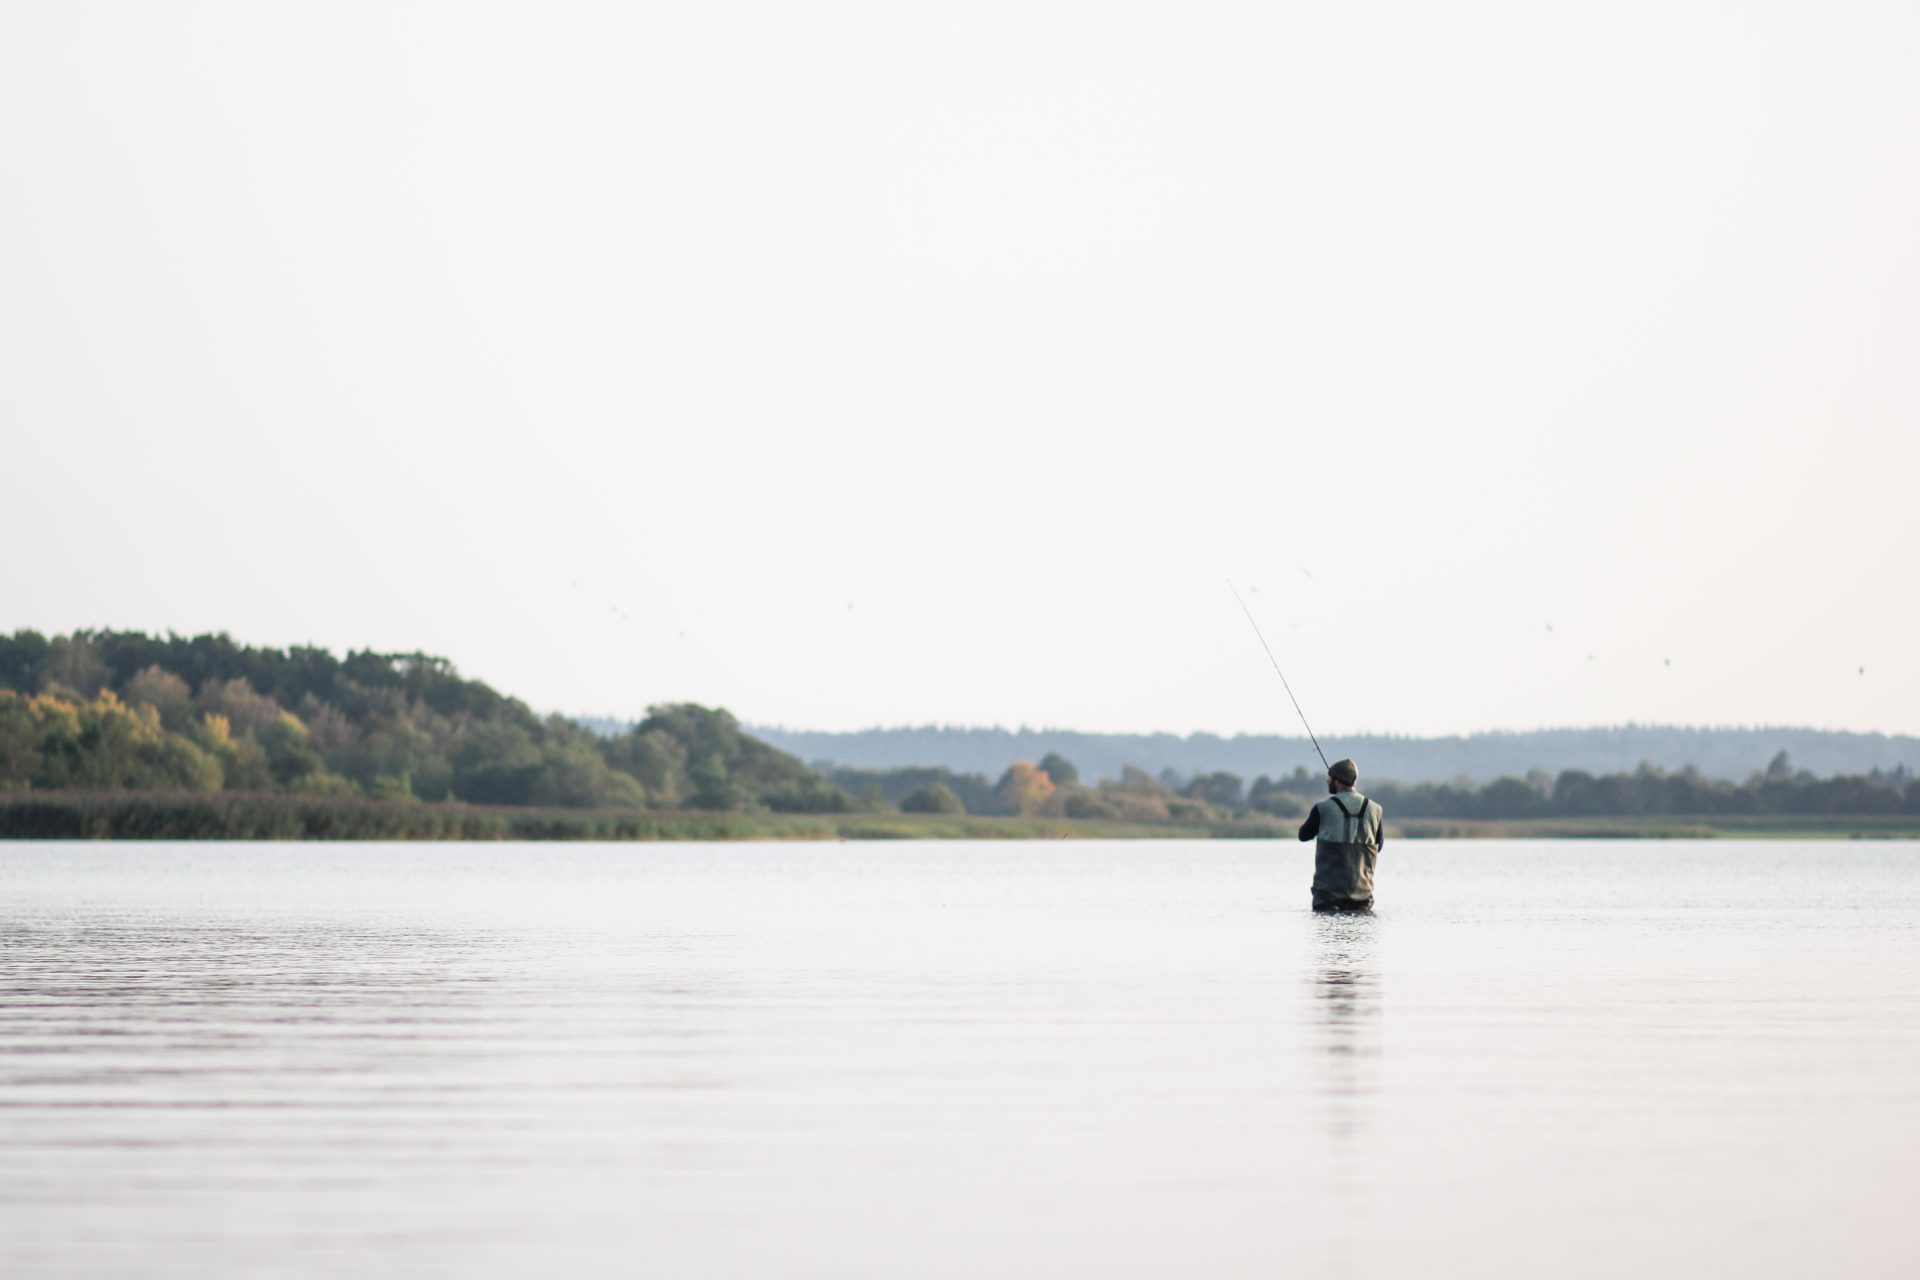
[718,724,1920,786]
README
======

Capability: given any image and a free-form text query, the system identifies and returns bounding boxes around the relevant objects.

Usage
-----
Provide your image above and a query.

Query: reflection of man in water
[1297,757,1384,912]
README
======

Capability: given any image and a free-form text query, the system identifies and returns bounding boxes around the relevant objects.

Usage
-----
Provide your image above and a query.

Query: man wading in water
[1298,758,1383,912]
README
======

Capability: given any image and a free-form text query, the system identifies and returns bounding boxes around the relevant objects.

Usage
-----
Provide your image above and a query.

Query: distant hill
[739,724,1920,786]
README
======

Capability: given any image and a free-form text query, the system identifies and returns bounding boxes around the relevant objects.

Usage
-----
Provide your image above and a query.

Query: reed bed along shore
[4,793,1918,842]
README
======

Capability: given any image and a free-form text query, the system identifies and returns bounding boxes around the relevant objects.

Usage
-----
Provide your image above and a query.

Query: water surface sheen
[3,840,1917,1278]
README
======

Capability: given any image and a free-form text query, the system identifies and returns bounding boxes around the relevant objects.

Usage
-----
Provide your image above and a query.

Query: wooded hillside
[0,630,846,812]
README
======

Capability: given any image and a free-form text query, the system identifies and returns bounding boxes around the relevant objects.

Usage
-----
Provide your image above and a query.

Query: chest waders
[1313,792,1380,911]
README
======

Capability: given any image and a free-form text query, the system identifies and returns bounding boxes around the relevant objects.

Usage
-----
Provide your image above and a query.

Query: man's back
[1298,784,1383,911]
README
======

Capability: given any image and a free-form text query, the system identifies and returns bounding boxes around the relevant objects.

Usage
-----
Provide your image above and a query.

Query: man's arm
[1297,805,1320,842]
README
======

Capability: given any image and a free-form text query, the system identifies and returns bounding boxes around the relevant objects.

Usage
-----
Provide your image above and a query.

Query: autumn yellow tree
[995,761,1056,815]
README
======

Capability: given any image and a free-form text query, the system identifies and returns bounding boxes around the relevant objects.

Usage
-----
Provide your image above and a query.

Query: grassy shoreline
[3,793,1918,842]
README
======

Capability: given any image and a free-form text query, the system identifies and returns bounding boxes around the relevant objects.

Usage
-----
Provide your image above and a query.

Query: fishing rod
[1226,580,1332,775]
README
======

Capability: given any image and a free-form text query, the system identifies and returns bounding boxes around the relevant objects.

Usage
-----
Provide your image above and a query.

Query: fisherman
[1297,758,1383,912]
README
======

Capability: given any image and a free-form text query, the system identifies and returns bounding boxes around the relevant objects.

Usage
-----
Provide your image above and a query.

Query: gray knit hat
[1328,758,1359,785]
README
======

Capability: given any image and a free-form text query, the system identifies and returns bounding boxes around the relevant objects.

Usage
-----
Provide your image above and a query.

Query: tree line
[1350,753,1920,819]
[4,630,1915,822]
[826,752,1920,821]
[0,630,845,812]
[753,723,1920,788]
[827,754,1219,822]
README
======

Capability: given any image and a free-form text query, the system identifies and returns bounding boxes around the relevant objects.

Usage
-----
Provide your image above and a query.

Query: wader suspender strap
[1332,793,1365,843]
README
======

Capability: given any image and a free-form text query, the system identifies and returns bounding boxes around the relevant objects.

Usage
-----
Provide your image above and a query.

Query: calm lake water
[3,839,1918,1278]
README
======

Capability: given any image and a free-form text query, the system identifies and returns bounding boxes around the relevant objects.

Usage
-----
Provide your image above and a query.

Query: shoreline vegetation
[3,793,1918,843]
[3,629,1917,842]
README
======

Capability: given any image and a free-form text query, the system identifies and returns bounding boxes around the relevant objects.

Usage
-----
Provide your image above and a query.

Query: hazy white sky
[2,1,1914,736]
